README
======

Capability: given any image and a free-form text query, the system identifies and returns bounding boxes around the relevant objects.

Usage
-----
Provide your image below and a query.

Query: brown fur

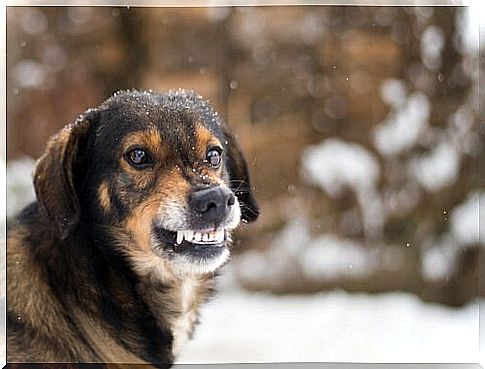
[7,227,97,362]
[195,124,222,157]
[98,181,112,212]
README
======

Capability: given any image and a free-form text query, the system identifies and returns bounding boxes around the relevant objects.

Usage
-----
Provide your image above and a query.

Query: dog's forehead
[96,90,224,143]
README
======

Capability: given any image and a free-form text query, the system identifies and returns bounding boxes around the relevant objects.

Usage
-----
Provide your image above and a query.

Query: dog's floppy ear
[224,129,260,223]
[34,109,98,240]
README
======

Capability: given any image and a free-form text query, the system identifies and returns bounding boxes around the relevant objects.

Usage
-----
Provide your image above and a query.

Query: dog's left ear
[34,109,99,240]
[224,129,260,223]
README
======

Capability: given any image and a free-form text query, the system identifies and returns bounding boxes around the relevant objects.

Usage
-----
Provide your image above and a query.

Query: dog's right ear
[224,129,260,223]
[34,109,99,240]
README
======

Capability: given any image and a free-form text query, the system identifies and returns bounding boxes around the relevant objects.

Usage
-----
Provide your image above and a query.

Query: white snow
[451,191,482,246]
[383,183,421,217]
[6,157,36,218]
[270,216,311,256]
[0,157,5,223]
[421,237,457,282]
[373,92,430,156]
[236,217,311,284]
[176,288,478,364]
[302,139,379,197]
[299,13,325,45]
[420,25,445,71]
[301,139,384,239]
[19,8,48,35]
[12,60,47,89]
[236,219,378,284]
[380,78,407,108]
[408,142,460,192]
[302,234,376,280]
[450,104,475,134]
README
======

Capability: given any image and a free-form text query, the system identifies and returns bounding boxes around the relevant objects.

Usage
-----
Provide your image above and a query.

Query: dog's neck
[137,272,214,357]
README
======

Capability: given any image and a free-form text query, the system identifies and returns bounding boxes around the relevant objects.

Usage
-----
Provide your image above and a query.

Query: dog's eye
[126,148,153,168]
[206,148,222,168]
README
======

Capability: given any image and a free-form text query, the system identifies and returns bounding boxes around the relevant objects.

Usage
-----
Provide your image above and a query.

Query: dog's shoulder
[7,202,90,361]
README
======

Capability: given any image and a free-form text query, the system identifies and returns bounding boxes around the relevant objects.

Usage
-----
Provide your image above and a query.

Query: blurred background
[5,5,482,363]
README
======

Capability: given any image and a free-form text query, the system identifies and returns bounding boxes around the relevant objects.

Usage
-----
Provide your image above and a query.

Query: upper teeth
[176,229,225,245]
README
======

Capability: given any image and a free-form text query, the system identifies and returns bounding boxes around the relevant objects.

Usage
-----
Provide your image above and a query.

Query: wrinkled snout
[189,186,236,225]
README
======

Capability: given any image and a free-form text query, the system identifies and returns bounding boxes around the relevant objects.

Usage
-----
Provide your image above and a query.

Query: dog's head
[33,89,259,276]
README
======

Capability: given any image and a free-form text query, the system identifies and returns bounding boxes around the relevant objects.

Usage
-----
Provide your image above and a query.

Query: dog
[7,89,259,367]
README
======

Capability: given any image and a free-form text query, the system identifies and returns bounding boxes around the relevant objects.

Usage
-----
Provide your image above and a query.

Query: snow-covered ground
[177,288,478,364]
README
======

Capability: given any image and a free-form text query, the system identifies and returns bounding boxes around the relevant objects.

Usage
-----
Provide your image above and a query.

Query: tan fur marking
[158,169,191,204]
[124,200,160,253]
[122,169,190,254]
[121,129,164,158]
[98,181,111,212]
[195,124,222,158]
[119,129,165,190]
[129,250,177,282]
[194,124,225,186]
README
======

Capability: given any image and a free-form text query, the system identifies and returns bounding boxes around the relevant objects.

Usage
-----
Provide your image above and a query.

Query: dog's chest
[171,278,200,356]
[139,273,210,357]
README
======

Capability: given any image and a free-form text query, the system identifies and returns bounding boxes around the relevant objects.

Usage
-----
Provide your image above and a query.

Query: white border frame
[1,3,7,368]
[2,1,481,368]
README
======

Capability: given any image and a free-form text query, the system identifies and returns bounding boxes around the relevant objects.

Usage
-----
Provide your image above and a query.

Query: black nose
[189,187,235,224]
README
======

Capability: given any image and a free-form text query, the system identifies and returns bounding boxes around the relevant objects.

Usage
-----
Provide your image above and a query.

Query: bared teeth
[175,229,225,245]
[186,230,194,242]
[176,232,184,244]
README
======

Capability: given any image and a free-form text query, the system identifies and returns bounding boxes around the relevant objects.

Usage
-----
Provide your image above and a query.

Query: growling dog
[7,90,259,366]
